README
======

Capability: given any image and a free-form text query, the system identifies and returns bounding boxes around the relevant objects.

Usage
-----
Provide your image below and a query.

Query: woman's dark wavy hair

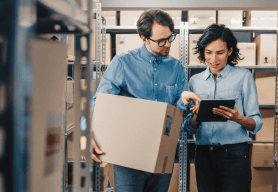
[137,9,174,39]
[194,24,243,66]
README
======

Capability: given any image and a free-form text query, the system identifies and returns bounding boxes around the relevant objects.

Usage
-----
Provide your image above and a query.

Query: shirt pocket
[217,90,241,109]
[166,85,177,104]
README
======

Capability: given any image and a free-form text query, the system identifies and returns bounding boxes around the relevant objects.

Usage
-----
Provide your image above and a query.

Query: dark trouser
[195,142,251,192]
[114,165,172,192]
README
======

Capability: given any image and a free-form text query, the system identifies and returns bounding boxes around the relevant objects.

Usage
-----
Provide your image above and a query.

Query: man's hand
[91,139,103,163]
[181,91,201,114]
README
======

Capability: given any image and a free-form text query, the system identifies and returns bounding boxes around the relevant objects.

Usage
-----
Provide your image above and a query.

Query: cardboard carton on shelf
[252,34,277,66]
[168,162,179,192]
[237,43,256,66]
[251,143,273,168]
[189,34,203,65]
[255,109,275,141]
[188,11,216,27]
[37,33,75,61]
[92,93,183,173]
[245,11,278,27]
[116,34,180,60]
[29,39,67,192]
[120,10,181,26]
[250,143,277,192]
[218,11,243,27]
[254,72,275,105]
[105,11,117,26]
[190,159,198,192]
[251,167,277,192]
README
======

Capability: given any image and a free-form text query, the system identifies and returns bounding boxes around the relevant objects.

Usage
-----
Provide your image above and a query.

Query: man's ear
[141,35,148,44]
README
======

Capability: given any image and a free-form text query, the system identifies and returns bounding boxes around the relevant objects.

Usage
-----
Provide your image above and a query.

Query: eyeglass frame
[148,33,176,47]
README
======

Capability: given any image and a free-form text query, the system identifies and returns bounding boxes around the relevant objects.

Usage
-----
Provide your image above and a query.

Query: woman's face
[204,39,233,77]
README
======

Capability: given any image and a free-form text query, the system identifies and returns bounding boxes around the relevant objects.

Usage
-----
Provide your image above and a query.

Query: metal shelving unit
[0,0,101,191]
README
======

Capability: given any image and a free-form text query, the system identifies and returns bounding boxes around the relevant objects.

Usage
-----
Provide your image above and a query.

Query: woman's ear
[228,47,233,56]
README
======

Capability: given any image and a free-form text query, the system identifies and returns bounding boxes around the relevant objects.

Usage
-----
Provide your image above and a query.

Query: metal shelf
[37,0,90,33]
[106,26,278,33]
[187,140,276,144]
[259,104,276,109]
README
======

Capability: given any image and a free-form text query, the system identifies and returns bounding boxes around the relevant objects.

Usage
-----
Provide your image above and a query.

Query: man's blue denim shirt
[93,44,188,111]
[182,64,263,145]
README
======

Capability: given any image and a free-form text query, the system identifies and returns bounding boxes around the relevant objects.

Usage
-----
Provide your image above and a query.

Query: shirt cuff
[248,115,263,135]
[181,113,197,135]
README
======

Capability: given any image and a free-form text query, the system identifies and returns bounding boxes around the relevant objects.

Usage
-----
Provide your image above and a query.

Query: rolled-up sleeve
[242,71,263,134]
[175,64,190,112]
[92,55,125,108]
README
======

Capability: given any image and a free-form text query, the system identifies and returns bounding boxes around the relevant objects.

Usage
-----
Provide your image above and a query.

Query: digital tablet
[196,99,235,122]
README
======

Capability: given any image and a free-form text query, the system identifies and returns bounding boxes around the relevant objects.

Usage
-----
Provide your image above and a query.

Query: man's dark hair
[137,9,174,39]
[194,24,243,66]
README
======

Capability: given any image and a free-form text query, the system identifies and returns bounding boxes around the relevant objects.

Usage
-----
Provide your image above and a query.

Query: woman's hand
[212,105,255,131]
[212,105,241,121]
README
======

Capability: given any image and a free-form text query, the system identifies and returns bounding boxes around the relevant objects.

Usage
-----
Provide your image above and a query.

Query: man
[92,9,200,192]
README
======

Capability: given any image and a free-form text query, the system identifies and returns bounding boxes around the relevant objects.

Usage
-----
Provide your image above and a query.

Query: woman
[183,24,263,192]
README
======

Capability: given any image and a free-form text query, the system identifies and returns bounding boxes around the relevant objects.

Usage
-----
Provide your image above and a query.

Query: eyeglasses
[148,33,176,47]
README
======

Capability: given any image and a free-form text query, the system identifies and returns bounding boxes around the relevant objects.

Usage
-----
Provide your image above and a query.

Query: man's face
[142,22,172,57]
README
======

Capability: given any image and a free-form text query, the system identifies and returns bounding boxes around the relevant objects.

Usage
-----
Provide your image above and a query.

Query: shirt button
[210,147,213,150]
[155,84,157,86]
[154,68,156,70]
[149,60,152,63]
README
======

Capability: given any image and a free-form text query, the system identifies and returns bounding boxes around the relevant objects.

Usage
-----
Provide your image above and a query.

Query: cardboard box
[251,143,273,168]
[120,10,144,26]
[166,11,182,26]
[255,72,275,104]
[188,11,216,27]
[29,39,67,192]
[168,163,179,192]
[189,34,203,65]
[255,109,274,141]
[92,93,183,173]
[116,34,142,55]
[116,34,180,60]
[190,159,198,192]
[251,167,277,192]
[218,11,243,27]
[120,10,181,26]
[252,34,277,65]
[37,33,75,61]
[106,11,117,26]
[246,11,278,27]
[237,43,256,66]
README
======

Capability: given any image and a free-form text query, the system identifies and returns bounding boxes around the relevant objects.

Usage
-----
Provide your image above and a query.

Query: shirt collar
[204,64,232,80]
[139,44,165,64]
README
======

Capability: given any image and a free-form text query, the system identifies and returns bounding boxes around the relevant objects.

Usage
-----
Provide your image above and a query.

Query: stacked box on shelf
[86,33,112,64]
[37,34,75,61]
[29,39,67,192]
[218,11,243,27]
[105,11,117,26]
[188,11,216,27]
[168,162,179,192]
[252,34,277,66]
[255,109,275,141]
[189,34,203,65]
[251,143,277,192]
[254,72,275,105]
[120,10,182,26]
[190,159,198,192]
[246,11,278,27]
[116,34,180,60]
[237,43,256,66]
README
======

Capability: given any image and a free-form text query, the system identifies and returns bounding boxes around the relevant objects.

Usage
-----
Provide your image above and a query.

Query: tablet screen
[196,99,235,122]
